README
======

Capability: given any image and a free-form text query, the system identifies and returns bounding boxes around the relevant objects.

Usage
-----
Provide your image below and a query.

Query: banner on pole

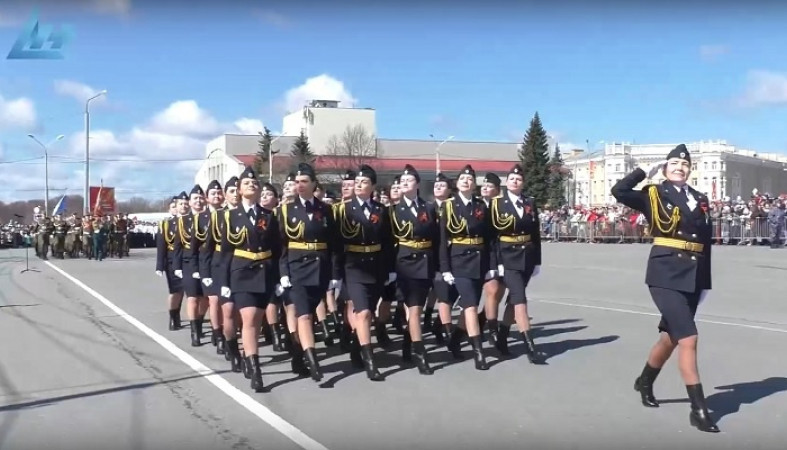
[89,186,116,215]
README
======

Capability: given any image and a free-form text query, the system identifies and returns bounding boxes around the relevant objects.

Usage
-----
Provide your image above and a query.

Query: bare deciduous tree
[324,124,379,172]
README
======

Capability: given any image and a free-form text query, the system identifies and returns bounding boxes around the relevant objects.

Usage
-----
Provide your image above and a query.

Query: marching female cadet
[212,177,243,372]
[257,183,287,352]
[173,184,208,347]
[480,172,505,347]
[489,164,545,363]
[424,173,454,344]
[334,164,396,381]
[439,164,496,370]
[390,165,436,374]
[374,183,394,348]
[388,175,407,335]
[156,194,185,331]
[277,163,338,382]
[225,166,281,392]
[333,170,357,351]
[611,144,719,433]
[197,180,225,353]
[278,173,299,347]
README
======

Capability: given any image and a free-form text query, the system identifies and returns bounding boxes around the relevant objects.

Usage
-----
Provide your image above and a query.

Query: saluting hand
[641,160,668,179]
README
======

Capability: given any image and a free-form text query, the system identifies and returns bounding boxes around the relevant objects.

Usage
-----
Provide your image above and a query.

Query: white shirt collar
[356,196,371,208]
[403,196,417,208]
[457,191,473,205]
[507,190,522,203]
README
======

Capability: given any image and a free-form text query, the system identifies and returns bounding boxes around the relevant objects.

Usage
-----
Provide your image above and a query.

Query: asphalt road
[1,243,786,450]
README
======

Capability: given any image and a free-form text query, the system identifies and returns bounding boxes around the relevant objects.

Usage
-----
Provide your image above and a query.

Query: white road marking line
[537,299,787,334]
[44,261,329,450]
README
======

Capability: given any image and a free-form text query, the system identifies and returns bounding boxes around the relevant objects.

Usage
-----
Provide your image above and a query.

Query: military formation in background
[27,212,130,261]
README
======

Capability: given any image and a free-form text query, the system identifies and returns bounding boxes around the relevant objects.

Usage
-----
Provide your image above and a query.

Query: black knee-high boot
[634,363,661,407]
[687,384,720,433]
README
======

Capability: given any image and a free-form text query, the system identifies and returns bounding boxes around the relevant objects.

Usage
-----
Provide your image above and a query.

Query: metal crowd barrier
[540,216,787,245]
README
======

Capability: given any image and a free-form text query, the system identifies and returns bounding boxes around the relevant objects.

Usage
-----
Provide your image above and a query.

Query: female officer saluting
[611,144,718,433]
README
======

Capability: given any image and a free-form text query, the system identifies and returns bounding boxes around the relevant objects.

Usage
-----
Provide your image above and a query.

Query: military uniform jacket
[199,207,231,284]
[226,204,281,294]
[611,168,712,293]
[490,191,542,270]
[439,193,497,279]
[334,197,395,284]
[389,197,440,280]
[155,216,178,272]
[279,198,339,288]
[115,218,128,233]
[172,213,201,275]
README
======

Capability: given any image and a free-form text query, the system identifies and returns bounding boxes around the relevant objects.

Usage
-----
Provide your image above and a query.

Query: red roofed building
[196,100,523,190]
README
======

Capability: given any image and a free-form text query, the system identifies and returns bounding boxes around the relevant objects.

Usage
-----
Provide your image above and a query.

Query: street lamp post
[433,135,455,175]
[84,90,107,214]
[28,134,65,215]
[269,136,282,182]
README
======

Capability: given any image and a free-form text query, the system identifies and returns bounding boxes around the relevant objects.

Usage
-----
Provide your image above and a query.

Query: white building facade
[565,140,787,207]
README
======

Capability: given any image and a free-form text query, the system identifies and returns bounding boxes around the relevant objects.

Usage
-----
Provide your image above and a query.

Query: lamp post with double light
[28,134,65,215]
[84,90,107,214]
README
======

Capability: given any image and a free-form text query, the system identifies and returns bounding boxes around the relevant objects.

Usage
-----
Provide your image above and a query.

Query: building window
[711,161,717,170]
[615,164,621,172]
[720,161,724,170]
[691,178,698,185]
[692,163,697,171]
[704,162,708,170]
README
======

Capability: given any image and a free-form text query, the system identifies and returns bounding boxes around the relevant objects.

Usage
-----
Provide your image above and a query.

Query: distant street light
[28,133,65,215]
[85,89,107,214]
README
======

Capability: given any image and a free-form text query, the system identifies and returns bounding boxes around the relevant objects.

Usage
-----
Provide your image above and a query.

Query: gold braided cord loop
[224,210,248,246]
[389,206,413,240]
[648,186,680,235]
[490,197,515,232]
[210,210,222,243]
[337,202,361,239]
[177,216,192,244]
[281,203,305,240]
[194,212,208,242]
[162,220,175,246]
[444,199,467,234]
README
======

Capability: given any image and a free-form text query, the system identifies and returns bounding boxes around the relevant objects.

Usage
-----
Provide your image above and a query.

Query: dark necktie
[304,200,314,213]
[516,199,524,209]
[247,207,256,221]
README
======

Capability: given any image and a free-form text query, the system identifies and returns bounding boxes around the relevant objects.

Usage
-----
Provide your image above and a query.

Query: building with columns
[564,140,787,206]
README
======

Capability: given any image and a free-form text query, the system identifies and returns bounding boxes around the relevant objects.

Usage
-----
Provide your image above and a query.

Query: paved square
[1,243,785,450]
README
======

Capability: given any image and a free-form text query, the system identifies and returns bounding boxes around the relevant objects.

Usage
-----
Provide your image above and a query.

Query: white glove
[202,278,213,287]
[280,276,292,288]
[699,290,710,305]
[641,160,667,179]
[174,270,183,279]
[155,270,163,277]
[385,272,397,286]
[275,284,285,296]
[485,270,496,281]
[329,279,342,289]
[442,272,455,285]
[532,266,541,278]
[497,265,505,277]
[220,286,231,298]
[192,271,201,279]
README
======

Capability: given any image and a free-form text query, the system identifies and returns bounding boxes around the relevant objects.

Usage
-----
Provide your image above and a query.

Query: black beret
[357,164,377,184]
[325,189,338,199]
[296,163,316,180]
[240,165,257,180]
[261,182,278,197]
[401,164,420,183]
[190,184,205,196]
[459,164,475,178]
[666,144,691,164]
[435,172,449,183]
[285,172,296,182]
[207,180,222,192]
[509,164,524,176]
[342,170,356,181]
[483,173,501,187]
[393,175,401,184]
[170,195,179,202]
[176,191,188,200]
[224,176,239,191]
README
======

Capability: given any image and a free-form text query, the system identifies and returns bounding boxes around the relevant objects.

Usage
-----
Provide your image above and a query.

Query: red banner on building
[90,186,116,215]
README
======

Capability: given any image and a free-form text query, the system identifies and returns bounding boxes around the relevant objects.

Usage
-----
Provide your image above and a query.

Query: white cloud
[0,93,36,130]
[53,80,108,105]
[90,0,132,16]
[233,118,265,135]
[699,44,728,62]
[146,100,222,137]
[282,74,357,113]
[736,70,787,107]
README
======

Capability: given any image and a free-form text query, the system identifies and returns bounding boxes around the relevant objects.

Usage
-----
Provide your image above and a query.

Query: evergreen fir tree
[547,143,568,207]
[517,112,551,205]
[290,130,315,168]
[253,127,273,179]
